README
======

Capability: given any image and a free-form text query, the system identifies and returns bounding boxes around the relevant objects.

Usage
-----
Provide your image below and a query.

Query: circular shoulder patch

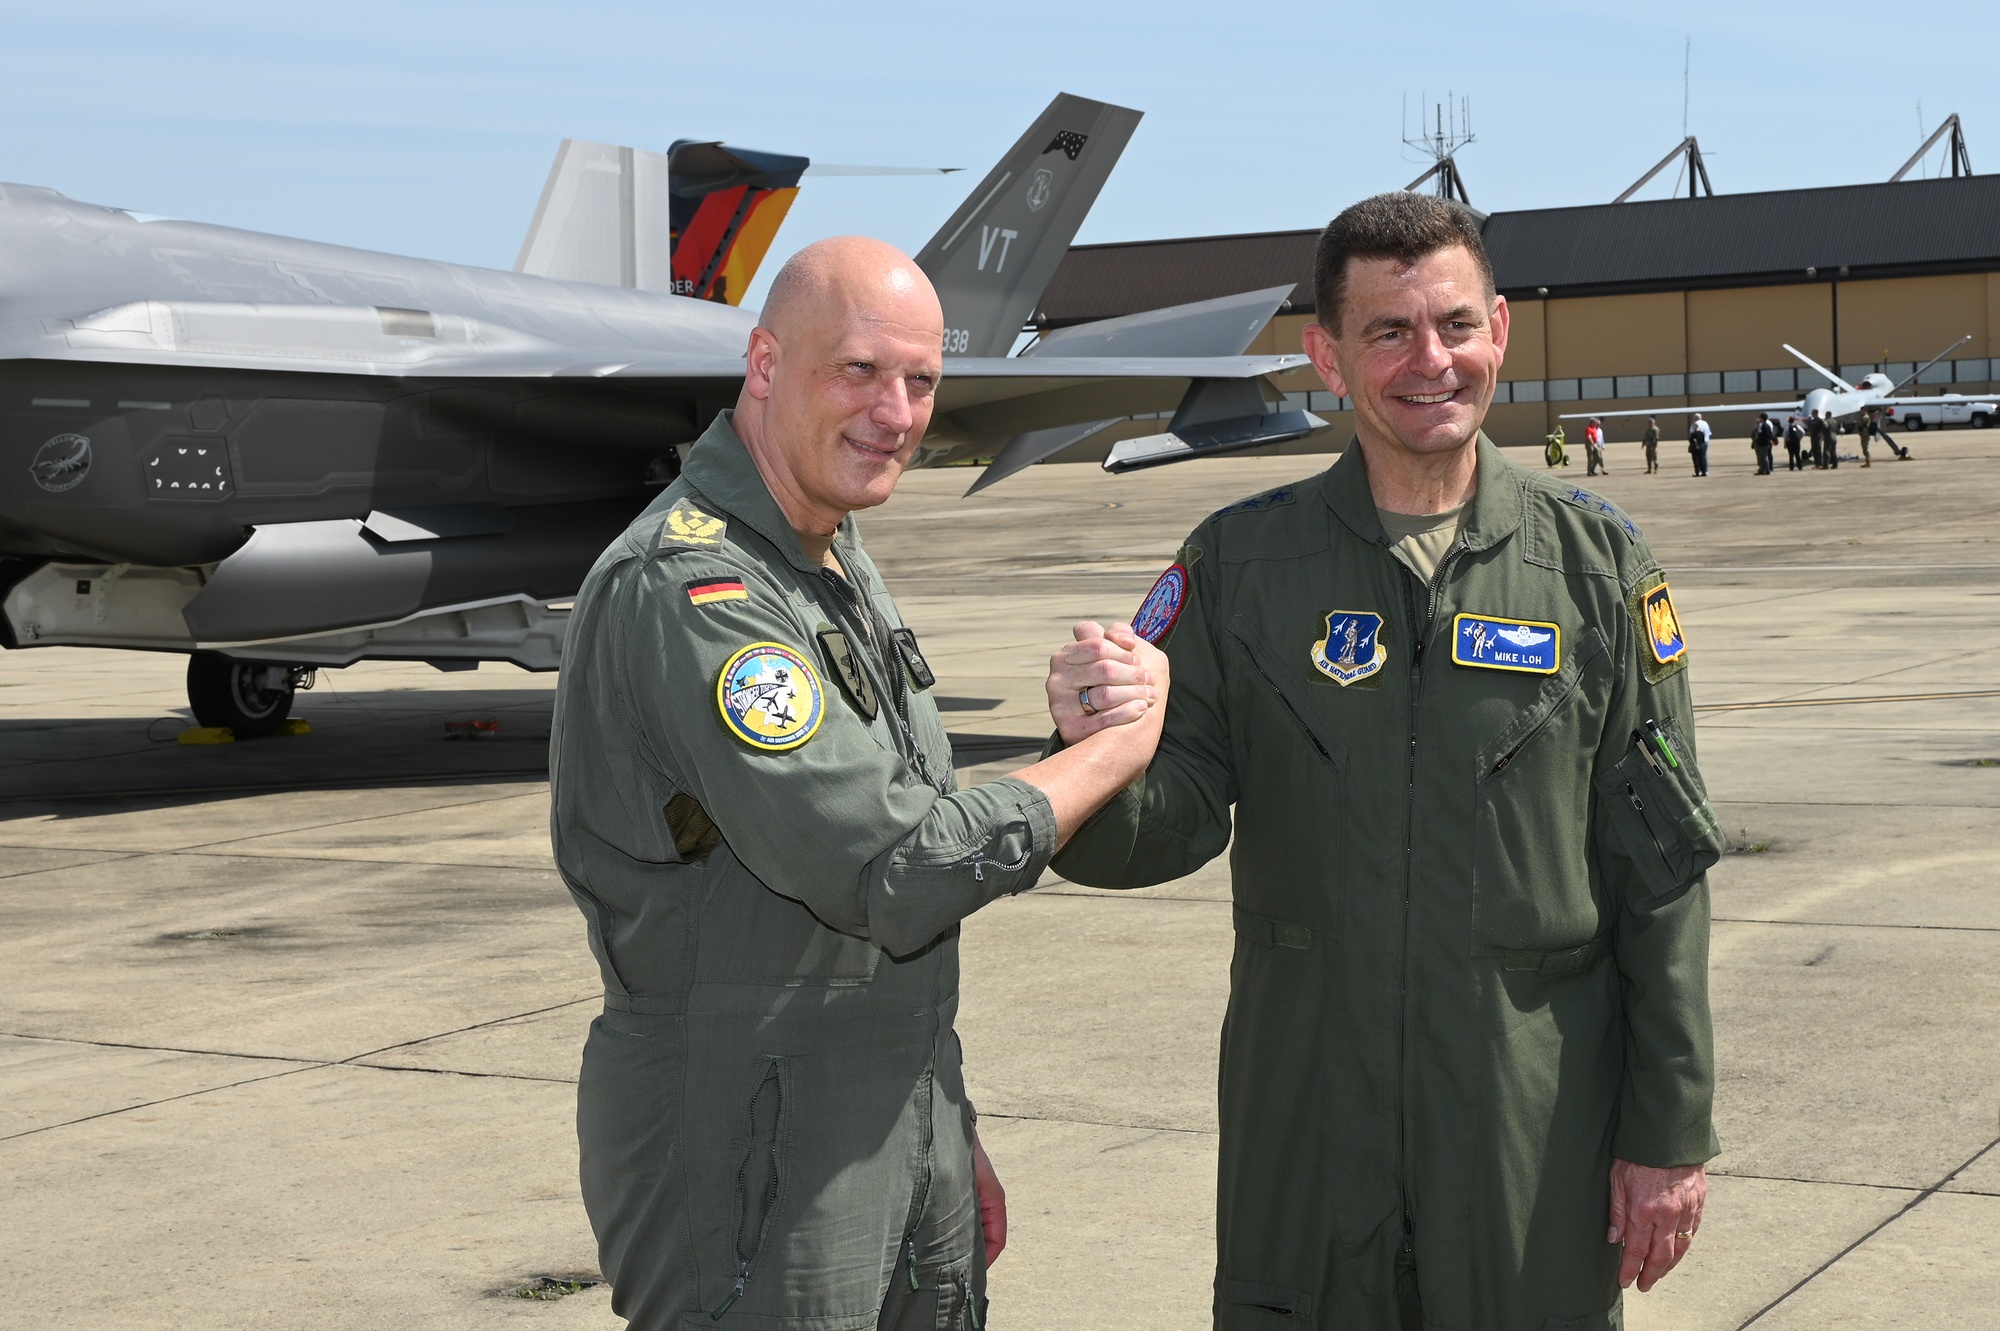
[1132,564,1188,645]
[716,642,824,751]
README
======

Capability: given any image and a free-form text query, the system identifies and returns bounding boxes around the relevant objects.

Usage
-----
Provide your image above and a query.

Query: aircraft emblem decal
[1026,168,1054,212]
[1311,610,1387,686]
[1451,613,1561,674]
[716,642,825,751]
[30,434,92,493]
[1043,130,1088,160]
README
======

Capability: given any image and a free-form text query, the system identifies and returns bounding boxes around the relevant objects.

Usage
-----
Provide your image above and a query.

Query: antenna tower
[1401,95,1474,205]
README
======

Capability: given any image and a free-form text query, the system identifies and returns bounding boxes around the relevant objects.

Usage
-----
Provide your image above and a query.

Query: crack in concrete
[1735,1135,2000,1327]
[0,994,598,1141]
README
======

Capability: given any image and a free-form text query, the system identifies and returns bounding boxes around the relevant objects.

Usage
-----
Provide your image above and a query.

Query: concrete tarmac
[2,429,1996,1328]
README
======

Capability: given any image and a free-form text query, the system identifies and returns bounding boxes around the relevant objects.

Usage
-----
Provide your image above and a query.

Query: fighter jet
[0,93,1311,735]
[1559,336,1995,433]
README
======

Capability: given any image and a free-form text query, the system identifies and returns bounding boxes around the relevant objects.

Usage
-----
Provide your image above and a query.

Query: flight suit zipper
[710,1066,784,1320]
[1487,662,1588,777]
[895,1002,941,1296]
[1395,537,1465,1270]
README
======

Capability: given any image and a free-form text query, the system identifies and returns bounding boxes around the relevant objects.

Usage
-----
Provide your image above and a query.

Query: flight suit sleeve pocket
[1601,717,1722,900]
[1218,1278,1314,1326]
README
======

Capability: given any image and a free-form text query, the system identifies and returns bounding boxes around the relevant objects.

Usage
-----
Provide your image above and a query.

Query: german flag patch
[686,578,748,607]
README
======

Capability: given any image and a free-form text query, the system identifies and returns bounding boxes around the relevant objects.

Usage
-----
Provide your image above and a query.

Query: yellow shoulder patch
[1628,574,1688,683]
[659,499,727,549]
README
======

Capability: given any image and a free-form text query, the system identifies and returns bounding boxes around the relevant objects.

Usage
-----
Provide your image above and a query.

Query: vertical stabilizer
[915,93,1141,357]
[516,139,805,303]
[516,140,676,291]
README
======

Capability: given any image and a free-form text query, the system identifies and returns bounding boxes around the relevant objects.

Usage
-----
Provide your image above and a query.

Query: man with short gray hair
[1048,192,1720,1328]
[552,236,1169,1329]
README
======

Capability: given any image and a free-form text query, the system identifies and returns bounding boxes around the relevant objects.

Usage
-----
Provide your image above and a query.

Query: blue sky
[4,2,1995,307]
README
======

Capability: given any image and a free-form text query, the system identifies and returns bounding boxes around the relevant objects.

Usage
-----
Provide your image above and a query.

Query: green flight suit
[550,414,1055,1329]
[1054,437,1723,1330]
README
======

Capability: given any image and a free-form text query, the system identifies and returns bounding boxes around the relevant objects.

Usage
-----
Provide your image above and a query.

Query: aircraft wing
[1557,402,1802,420]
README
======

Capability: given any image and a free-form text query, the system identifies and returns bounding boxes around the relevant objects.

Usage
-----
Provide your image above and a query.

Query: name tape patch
[716,642,824,751]
[1452,614,1561,674]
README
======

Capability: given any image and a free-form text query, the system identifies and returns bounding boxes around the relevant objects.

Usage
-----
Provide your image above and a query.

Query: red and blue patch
[1132,564,1189,645]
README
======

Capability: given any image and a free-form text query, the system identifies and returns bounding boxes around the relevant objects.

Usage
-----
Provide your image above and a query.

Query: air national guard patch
[717,642,824,751]
[1133,564,1188,645]
[1629,578,1688,683]
[660,499,727,549]
[1452,614,1561,674]
[1311,611,1387,686]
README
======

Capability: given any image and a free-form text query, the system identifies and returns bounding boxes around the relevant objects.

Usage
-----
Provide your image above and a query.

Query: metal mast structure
[1613,137,1715,203]
[1890,113,1973,181]
[1402,96,1474,206]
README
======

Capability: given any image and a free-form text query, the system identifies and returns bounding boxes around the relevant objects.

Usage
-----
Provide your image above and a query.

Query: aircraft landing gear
[186,652,314,738]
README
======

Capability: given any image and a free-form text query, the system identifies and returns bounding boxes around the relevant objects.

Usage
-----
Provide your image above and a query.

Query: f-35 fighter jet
[0,94,1312,734]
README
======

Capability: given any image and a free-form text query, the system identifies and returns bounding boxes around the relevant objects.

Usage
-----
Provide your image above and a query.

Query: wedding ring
[1674,1230,1694,1240]
[1078,687,1097,716]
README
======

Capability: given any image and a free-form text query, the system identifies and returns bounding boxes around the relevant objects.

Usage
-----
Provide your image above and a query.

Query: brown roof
[1032,228,1319,328]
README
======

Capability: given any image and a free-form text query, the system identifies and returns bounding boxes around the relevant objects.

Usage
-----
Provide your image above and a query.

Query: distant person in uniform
[1689,413,1711,476]
[1823,410,1841,469]
[1047,191,1720,1329]
[1585,416,1607,475]
[1858,409,1876,467]
[1807,412,1827,468]
[1642,416,1660,473]
[549,236,1171,1329]
[1784,415,1805,471]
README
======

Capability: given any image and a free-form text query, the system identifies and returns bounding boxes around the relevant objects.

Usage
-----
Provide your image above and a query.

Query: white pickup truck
[1883,399,1997,430]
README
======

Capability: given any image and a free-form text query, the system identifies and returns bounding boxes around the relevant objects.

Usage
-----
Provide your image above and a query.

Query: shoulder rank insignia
[686,578,747,607]
[1560,484,1642,540]
[1452,614,1561,674]
[815,628,877,720]
[1132,563,1188,646]
[717,642,824,751]
[1628,577,1687,682]
[1210,486,1297,520]
[890,628,936,691]
[1311,610,1387,686]
[660,499,727,549]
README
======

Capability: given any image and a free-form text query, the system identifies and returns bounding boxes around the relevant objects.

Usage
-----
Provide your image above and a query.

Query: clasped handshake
[1044,620,1171,750]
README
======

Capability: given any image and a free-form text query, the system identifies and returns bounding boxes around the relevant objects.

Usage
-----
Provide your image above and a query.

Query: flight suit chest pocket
[1470,630,1611,956]
[1224,616,1347,938]
[1599,716,1722,901]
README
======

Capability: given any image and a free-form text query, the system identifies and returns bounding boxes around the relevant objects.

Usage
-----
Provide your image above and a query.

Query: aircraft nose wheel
[186,652,312,738]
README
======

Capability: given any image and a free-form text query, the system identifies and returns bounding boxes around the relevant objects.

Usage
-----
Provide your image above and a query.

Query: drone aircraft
[0,94,1314,734]
[1560,336,1994,433]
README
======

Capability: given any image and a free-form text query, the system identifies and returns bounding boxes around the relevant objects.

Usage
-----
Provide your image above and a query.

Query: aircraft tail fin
[916,93,1141,357]
[1784,343,1856,393]
[516,139,806,304]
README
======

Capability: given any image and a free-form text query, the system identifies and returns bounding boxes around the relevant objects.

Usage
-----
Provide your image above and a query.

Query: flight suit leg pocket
[1600,718,1722,900]
[1217,1278,1314,1327]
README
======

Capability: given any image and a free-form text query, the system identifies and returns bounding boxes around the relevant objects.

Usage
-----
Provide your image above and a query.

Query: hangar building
[1031,173,2000,454]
